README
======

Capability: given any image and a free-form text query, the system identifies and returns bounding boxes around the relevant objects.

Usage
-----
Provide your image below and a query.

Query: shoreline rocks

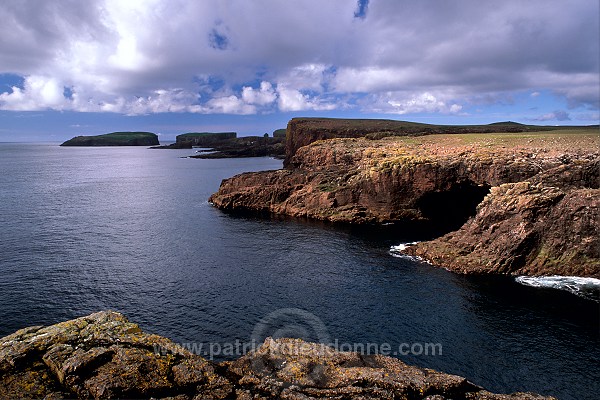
[152,132,286,158]
[0,311,556,399]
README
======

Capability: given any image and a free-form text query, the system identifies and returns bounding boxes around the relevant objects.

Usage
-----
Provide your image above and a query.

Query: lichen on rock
[0,311,231,399]
[0,311,556,399]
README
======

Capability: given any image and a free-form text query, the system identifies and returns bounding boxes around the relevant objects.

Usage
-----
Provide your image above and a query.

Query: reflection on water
[0,143,598,400]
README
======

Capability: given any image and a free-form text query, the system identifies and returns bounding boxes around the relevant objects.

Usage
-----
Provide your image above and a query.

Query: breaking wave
[516,276,600,302]
[389,242,420,260]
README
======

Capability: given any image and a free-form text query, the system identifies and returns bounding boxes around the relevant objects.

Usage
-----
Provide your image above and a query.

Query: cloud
[363,91,463,115]
[532,110,571,121]
[241,82,277,106]
[0,0,597,115]
[203,95,256,115]
[573,112,599,122]
[0,75,67,111]
[276,86,336,112]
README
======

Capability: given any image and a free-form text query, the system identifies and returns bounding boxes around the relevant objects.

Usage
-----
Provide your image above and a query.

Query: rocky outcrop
[190,136,285,159]
[226,337,552,400]
[153,132,286,158]
[273,128,287,138]
[0,311,231,399]
[175,132,237,148]
[405,183,599,276]
[151,132,237,149]
[0,311,555,399]
[210,127,600,276]
[60,132,159,146]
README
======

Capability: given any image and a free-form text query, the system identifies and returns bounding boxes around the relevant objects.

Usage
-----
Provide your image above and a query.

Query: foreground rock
[0,311,554,399]
[60,132,159,146]
[210,120,600,277]
[0,311,230,399]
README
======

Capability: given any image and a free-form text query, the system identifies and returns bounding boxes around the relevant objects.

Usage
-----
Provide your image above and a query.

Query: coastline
[210,119,600,278]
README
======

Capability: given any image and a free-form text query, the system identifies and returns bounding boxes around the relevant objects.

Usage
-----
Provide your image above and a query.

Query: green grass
[386,128,599,146]
[61,131,159,146]
[291,117,599,138]
[179,132,236,138]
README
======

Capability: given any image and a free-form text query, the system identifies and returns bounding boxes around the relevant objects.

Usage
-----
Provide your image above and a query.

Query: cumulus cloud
[241,82,277,106]
[277,86,336,112]
[0,0,597,115]
[533,110,571,122]
[364,92,463,115]
[0,75,67,111]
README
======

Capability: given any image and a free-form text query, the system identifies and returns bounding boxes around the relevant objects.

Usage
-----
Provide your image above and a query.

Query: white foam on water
[516,276,600,301]
[389,242,420,259]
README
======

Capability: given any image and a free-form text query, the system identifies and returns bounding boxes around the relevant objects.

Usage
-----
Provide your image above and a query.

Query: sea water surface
[0,143,598,399]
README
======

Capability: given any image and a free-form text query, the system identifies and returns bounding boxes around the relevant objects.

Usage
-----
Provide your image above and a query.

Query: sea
[0,143,598,399]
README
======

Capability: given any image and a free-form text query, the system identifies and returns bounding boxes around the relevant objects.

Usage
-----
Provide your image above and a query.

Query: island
[167,131,237,147]
[0,311,553,399]
[209,118,600,277]
[153,131,286,158]
[60,132,159,146]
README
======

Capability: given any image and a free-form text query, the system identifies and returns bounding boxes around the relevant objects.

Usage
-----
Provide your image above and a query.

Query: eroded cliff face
[0,311,555,399]
[405,183,599,276]
[210,131,600,277]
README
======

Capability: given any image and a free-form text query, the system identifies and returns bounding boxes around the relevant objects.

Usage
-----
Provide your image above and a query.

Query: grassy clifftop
[283,118,598,166]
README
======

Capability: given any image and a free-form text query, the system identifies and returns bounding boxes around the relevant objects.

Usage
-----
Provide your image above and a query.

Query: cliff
[282,118,568,167]
[176,132,237,147]
[0,311,554,399]
[190,136,285,159]
[273,128,287,138]
[210,120,599,277]
[404,183,599,276]
[60,132,159,146]
[152,132,286,158]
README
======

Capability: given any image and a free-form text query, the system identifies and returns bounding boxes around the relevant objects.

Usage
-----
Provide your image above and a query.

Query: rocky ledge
[0,311,554,399]
[209,119,599,277]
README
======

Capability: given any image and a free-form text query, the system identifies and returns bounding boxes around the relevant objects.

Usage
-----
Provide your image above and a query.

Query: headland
[209,118,600,277]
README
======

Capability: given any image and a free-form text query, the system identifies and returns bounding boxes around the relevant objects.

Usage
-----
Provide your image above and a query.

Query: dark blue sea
[0,143,598,399]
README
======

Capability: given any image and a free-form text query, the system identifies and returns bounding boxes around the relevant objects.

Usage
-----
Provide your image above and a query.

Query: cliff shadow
[415,181,491,236]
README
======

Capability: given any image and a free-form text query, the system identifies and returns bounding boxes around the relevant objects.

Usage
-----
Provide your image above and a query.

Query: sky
[0,0,598,142]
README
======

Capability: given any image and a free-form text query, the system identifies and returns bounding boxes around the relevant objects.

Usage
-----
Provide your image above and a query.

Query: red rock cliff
[210,124,599,277]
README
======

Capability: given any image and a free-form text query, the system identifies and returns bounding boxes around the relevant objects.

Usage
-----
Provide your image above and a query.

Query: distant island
[170,131,237,147]
[60,132,159,146]
[152,130,286,158]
